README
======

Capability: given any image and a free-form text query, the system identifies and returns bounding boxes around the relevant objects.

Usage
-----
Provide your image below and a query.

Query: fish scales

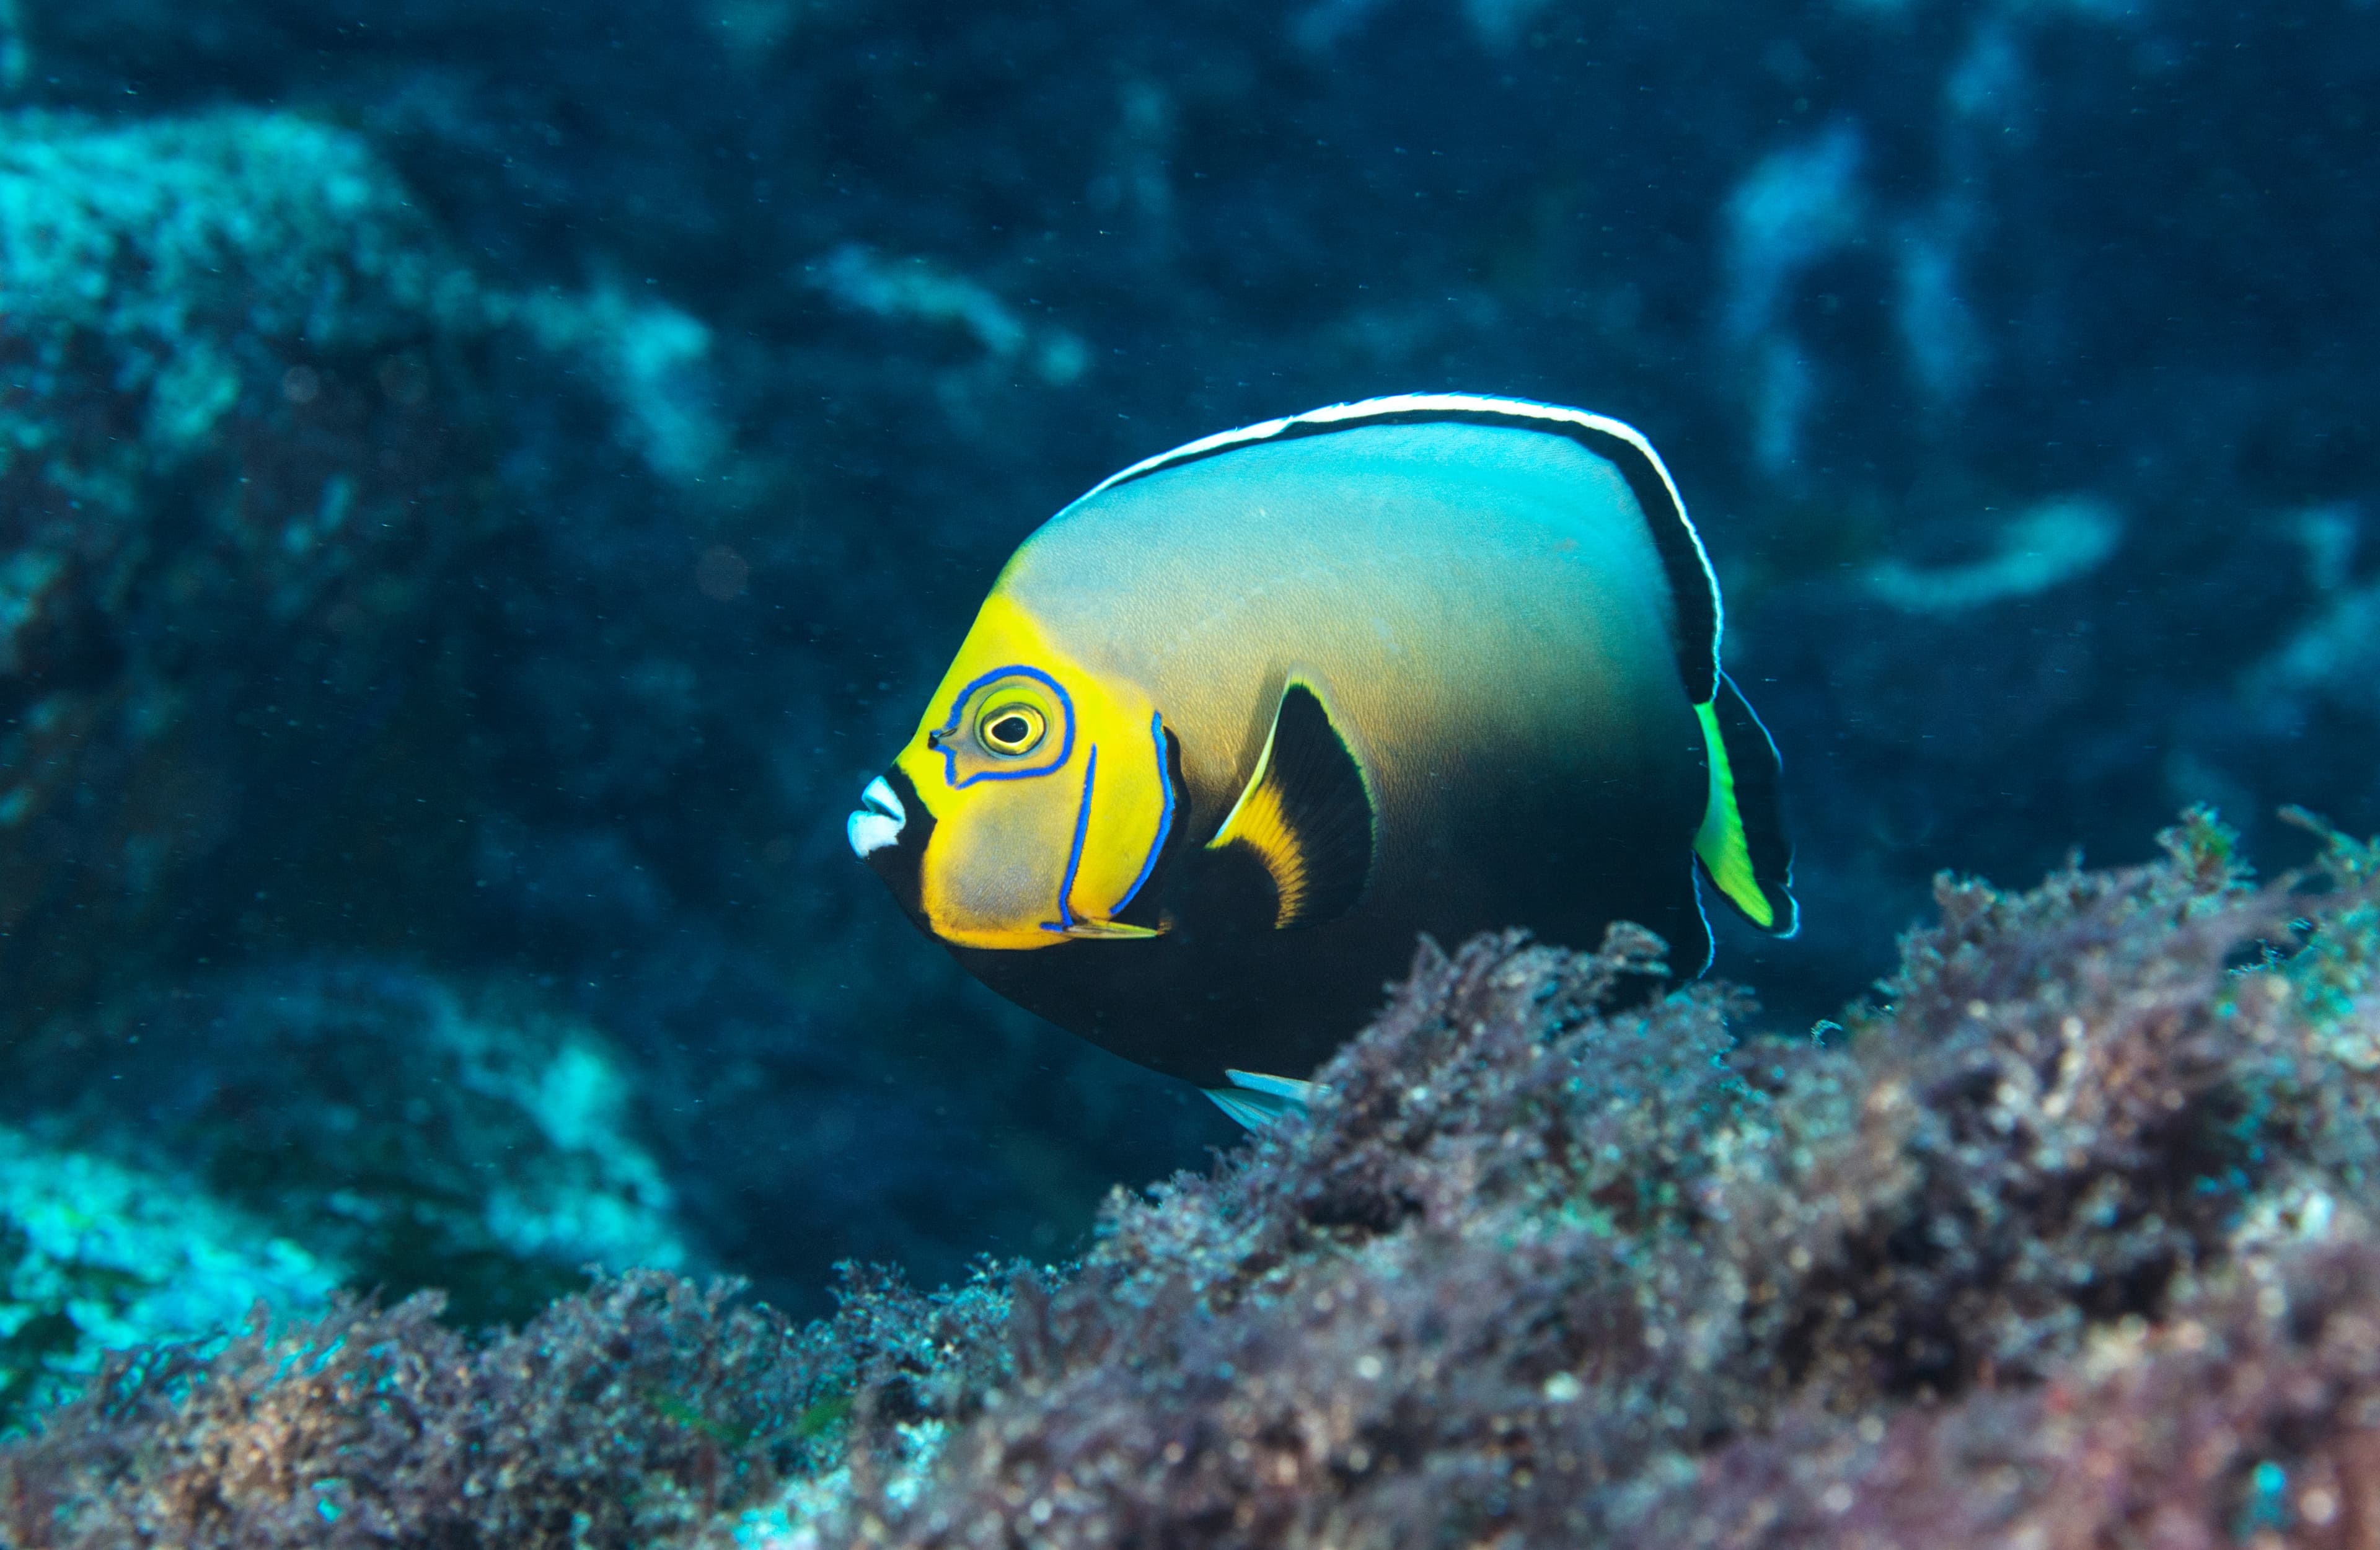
[848,395,1797,1112]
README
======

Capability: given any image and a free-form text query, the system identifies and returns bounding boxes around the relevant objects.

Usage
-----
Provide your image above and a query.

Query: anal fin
[1203,1068,1321,1131]
[1205,681,1374,930]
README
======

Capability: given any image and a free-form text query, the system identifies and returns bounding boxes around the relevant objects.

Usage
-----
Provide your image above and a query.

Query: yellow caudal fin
[1693,671,1799,936]
[1207,681,1374,930]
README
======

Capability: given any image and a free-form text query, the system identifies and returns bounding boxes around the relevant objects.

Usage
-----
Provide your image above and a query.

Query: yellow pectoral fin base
[1207,681,1375,930]
[1692,671,1799,937]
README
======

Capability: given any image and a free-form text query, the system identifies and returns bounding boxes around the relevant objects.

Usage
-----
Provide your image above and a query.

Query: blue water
[0,0,2371,1393]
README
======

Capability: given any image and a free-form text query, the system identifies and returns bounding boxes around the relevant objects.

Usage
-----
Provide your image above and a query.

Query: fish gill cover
[0,0,2373,1542]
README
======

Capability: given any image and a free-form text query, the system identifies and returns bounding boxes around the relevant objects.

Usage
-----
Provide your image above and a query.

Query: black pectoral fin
[1205,680,1375,930]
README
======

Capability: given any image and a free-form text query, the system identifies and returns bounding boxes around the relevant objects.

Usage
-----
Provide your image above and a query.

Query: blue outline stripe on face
[933,664,1075,788]
[1040,745,1098,933]
[1109,711,1173,917]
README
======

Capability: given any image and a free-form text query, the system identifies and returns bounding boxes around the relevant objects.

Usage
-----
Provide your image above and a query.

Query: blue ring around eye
[933,665,1075,788]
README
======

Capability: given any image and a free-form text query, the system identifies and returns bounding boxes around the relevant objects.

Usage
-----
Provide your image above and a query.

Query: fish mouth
[847,775,906,858]
[848,765,935,926]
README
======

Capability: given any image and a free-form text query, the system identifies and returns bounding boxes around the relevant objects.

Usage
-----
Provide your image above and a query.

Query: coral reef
[0,1129,332,1436]
[4,1275,831,1548]
[6,0,2377,1320]
[1,0,2376,1465]
[0,961,688,1332]
[1866,496,2125,614]
[808,247,1089,392]
[5,815,2376,1547]
[808,814,2355,1548]
[0,107,504,1028]
[0,1267,1018,1548]
[0,97,1203,1316]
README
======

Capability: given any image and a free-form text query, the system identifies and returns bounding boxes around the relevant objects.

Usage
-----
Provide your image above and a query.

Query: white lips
[847,776,905,859]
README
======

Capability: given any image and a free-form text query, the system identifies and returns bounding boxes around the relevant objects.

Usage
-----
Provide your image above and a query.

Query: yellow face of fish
[848,592,1176,951]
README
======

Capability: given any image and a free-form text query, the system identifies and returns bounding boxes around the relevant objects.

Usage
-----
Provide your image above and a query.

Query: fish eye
[978,702,1047,756]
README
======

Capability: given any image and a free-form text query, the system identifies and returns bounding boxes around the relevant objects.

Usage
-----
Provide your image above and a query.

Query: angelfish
[848,395,1796,1127]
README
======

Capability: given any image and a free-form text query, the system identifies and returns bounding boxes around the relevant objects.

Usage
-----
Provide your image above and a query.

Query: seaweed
[1622,1230,2380,1548]
[5,816,2379,1548]
[817,812,2380,1546]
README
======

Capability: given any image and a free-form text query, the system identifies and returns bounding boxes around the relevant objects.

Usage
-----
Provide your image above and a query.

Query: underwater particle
[1290,0,1392,51]
[1461,0,1556,51]
[1867,496,2125,612]
[697,545,752,601]
[710,0,807,63]
[2236,1458,2292,1538]
[847,394,1796,1122]
[376,348,431,406]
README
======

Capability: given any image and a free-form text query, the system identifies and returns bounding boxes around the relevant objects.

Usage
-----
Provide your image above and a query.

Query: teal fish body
[849,395,1795,1103]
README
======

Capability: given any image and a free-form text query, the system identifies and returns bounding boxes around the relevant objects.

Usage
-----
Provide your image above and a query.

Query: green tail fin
[1692,671,1797,936]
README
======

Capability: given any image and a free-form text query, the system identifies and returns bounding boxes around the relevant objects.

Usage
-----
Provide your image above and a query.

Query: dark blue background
[2,0,2373,1319]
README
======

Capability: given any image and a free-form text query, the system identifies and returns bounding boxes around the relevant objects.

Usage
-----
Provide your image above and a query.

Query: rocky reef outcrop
[6,811,2376,1548]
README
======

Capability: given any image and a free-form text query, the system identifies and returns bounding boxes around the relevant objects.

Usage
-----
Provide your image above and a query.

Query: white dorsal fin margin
[1074,394,1722,687]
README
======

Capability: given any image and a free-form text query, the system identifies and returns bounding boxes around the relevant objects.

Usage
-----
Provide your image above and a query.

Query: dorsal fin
[1205,681,1374,930]
[1693,669,1798,936]
[1077,394,1723,702]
